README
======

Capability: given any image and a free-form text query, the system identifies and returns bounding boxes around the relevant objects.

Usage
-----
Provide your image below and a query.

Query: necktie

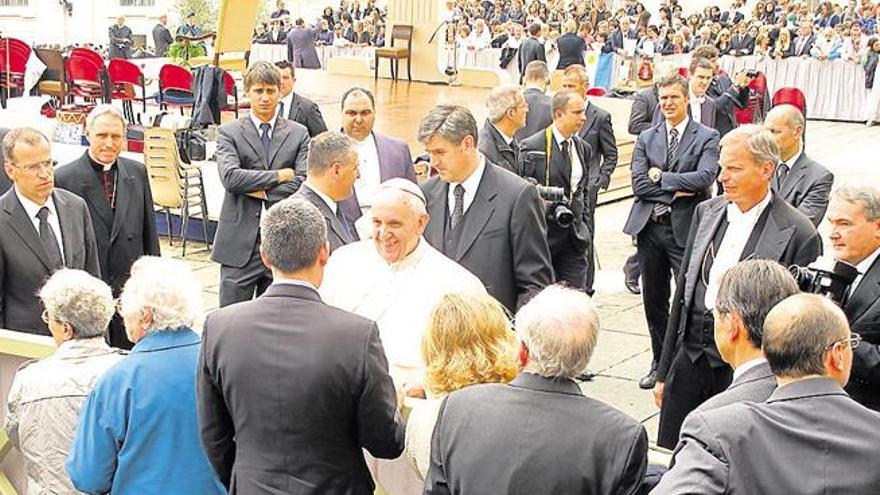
[37,207,63,268]
[278,101,285,119]
[335,207,355,242]
[775,162,789,189]
[259,123,272,159]
[451,184,465,230]
[653,128,679,218]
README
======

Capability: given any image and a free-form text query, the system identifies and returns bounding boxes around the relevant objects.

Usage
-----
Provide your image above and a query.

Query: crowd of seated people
[252,0,388,48]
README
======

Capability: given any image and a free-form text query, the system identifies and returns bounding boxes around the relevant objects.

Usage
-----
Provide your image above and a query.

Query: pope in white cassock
[321,178,487,388]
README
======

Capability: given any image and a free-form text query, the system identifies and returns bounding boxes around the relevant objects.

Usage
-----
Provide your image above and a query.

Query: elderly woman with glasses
[66,256,225,494]
[4,269,124,494]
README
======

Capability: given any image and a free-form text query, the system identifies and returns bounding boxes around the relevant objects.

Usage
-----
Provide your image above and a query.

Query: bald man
[656,294,880,494]
[320,179,485,387]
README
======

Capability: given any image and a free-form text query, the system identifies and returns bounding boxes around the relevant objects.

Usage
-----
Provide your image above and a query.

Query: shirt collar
[304,180,338,214]
[551,124,571,148]
[52,336,118,361]
[131,326,201,353]
[733,356,768,381]
[455,154,487,192]
[249,112,275,133]
[492,123,514,146]
[728,188,772,218]
[783,146,803,169]
[272,278,318,291]
[666,116,690,138]
[855,245,880,277]
[15,187,56,219]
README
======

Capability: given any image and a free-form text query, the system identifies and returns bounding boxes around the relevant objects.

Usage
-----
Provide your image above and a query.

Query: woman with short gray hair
[5,269,124,495]
[66,257,225,494]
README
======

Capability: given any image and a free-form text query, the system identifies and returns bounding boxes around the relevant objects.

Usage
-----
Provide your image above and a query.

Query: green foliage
[165,41,208,67]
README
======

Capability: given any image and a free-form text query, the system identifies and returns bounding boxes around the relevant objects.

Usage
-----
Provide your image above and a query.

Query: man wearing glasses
[654,294,880,494]
[0,127,100,336]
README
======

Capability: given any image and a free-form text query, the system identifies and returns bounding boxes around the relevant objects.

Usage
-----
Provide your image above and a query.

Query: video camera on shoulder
[789,260,859,307]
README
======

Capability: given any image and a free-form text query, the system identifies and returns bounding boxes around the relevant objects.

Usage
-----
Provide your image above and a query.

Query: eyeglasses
[824,333,861,351]
[13,159,57,175]
[40,309,51,324]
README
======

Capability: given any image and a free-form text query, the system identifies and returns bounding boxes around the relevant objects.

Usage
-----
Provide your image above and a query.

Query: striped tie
[653,128,679,218]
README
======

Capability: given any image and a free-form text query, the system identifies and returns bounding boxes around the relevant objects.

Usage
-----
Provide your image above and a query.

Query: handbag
[175,129,207,164]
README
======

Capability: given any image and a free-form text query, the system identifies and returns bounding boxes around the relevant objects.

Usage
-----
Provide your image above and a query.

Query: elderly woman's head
[39,269,114,346]
[118,256,202,343]
[422,292,518,396]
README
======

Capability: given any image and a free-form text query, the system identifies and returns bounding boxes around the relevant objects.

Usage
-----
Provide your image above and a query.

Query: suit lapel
[304,185,349,242]
[779,154,807,198]
[846,258,880,324]
[53,191,80,268]
[373,132,393,182]
[3,192,53,271]
[73,156,113,231]
[701,99,716,129]
[579,104,598,141]
[752,197,795,261]
[240,118,269,168]
[268,118,292,168]
[288,93,301,121]
[684,200,727,302]
[455,168,497,261]
[109,163,133,244]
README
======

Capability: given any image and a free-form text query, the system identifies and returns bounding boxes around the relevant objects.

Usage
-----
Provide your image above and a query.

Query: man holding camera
[519,90,593,293]
[827,185,880,411]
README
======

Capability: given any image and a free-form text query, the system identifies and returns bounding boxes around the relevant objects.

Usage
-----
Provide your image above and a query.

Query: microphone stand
[427,18,460,87]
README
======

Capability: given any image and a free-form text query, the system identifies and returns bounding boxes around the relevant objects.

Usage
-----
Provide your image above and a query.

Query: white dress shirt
[732,357,768,382]
[275,91,294,120]
[851,246,880,296]
[448,154,486,217]
[666,116,690,145]
[551,125,582,192]
[705,192,773,309]
[303,180,337,215]
[353,133,382,214]
[690,96,704,125]
[249,112,275,139]
[15,188,65,264]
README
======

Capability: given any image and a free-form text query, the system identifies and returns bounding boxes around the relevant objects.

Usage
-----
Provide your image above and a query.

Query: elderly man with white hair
[66,257,224,495]
[423,285,648,495]
[5,269,124,495]
[322,178,486,389]
[477,85,528,173]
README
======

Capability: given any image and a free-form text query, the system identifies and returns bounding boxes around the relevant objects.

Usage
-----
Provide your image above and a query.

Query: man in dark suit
[515,61,552,141]
[765,105,834,226]
[696,260,799,413]
[108,16,133,59]
[0,127,100,336]
[198,197,404,494]
[54,105,160,349]
[827,185,880,411]
[478,85,527,173]
[793,21,815,57]
[623,74,721,391]
[420,104,553,313]
[519,91,593,292]
[0,128,10,194]
[286,18,322,69]
[728,23,755,56]
[292,132,359,252]
[266,19,288,44]
[555,19,586,70]
[152,14,174,57]
[653,125,822,448]
[517,22,545,84]
[211,62,310,307]
[627,62,679,135]
[654,294,880,494]
[274,61,328,138]
[424,286,648,495]
[338,87,416,224]
[561,65,619,290]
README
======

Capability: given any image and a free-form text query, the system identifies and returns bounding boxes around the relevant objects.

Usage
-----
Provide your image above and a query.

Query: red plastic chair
[220,70,250,118]
[108,58,146,123]
[586,87,607,97]
[0,38,32,105]
[157,64,194,113]
[735,71,768,124]
[772,86,807,142]
[69,47,105,69]
[65,56,104,103]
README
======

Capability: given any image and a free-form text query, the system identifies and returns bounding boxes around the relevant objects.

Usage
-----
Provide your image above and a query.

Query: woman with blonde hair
[405,291,518,479]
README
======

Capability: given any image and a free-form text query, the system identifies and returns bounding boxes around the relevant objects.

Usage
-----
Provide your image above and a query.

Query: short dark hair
[274,60,294,78]
[692,44,720,60]
[2,127,50,164]
[260,198,327,272]
[552,90,582,117]
[340,86,375,110]
[243,61,281,91]
[656,73,689,98]
[688,56,714,74]
[528,22,542,36]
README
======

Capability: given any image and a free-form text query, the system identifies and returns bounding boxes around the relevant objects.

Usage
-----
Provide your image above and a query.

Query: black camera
[526,178,574,228]
[789,260,859,306]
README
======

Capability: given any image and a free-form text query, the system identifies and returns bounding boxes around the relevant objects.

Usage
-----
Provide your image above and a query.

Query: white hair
[38,269,114,339]
[119,256,202,332]
[514,285,599,379]
[85,103,127,130]
[486,85,523,124]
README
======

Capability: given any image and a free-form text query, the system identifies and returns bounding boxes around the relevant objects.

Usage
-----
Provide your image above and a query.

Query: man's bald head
[763,294,852,384]
[370,179,429,264]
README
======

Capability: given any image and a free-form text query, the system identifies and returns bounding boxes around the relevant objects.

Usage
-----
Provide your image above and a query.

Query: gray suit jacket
[108,24,132,59]
[628,85,658,136]
[338,131,416,222]
[478,120,518,173]
[287,27,321,69]
[577,101,618,191]
[846,255,880,410]
[515,88,552,141]
[517,37,546,83]
[211,117,310,268]
[424,373,648,495]
[0,188,100,335]
[293,183,353,253]
[152,23,174,57]
[287,92,328,138]
[772,152,834,226]
[422,162,552,312]
[198,283,404,494]
[654,378,880,494]
[0,128,10,195]
[695,360,776,413]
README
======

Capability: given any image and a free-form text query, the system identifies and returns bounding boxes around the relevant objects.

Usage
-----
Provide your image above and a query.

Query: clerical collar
[782,146,803,170]
[87,152,116,172]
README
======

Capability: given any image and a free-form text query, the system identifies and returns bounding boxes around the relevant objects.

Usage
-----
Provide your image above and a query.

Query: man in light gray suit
[514,61,552,141]
[425,286,647,495]
[293,132,359,252]
[419,104,553,313]
[198,197,404,494]
[654,294,880,494]
[211,62,310,307]
[0,128,100,336]
[765,104,834,226]
[696,260,799,413]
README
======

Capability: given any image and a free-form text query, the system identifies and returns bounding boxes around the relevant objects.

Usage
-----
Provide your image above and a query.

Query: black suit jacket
[517,37,546,83]
[152,23,174,57]
[628,85,659,136]
[478,120,518,173]
[292,183,353,252]
[657,195,822,380]
[696,360,777,413]
[772,152,834,226]
[577,101,618,191]
[515,88,552,141]
[286,92,328,138]
[0,188,100,335]
[0,128,10,195]
[555,32,586,70]
[519,128,592,251]
[197,283,404,494]
[54,153,160,293]
[793,34,815,57]
[729,34,755,56]
[422,162,553,312]
[623,119,721,247]
[846,255,880,411]
[424,373,648,495]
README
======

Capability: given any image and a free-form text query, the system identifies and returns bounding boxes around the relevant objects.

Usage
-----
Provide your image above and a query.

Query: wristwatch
[648,168,662,183]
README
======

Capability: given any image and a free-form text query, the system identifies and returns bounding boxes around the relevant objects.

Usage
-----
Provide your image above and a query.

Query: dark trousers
[637,218,684,363]
[551,237,589,292]
[584,185,599,292]
[657,348,733,449]
[218,236,272,307]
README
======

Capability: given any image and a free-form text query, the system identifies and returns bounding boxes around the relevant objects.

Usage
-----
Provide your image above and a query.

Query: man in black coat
[654,125,822,448]
[519,91,593,292]
[517,22,546,84]
[274,61,328,138]
[198,197,404,494]
[55,105,160,349]
[152,14,174,57]
[108,16,133,59]
[555,20,586,70]
[515,60,552,141]
[478,85,527,173]
[420,104,553,313]
[689,57,753,138]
